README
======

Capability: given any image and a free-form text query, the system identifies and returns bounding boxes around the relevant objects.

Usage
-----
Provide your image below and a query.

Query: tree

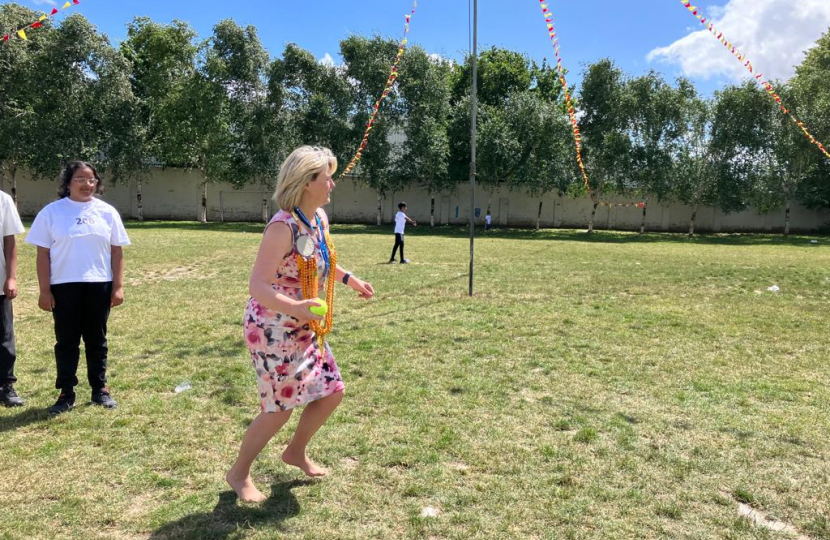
[579,59,632,232]
[156,20,270,222]
[16,13,142,190]
[515,101,575,230]
[340,35,404,224]
[121,17,198,220]
[395,46,453,226]
[710,82,776,223]
[747,84,815,235]
[791,29,830,210]
[0,3,46,203]
[627,73,686,233]
[673,94,717,236]
[448,48,539,217]
[270,43,352,168]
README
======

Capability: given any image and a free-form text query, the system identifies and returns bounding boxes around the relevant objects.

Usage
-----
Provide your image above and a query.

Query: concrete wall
[3,167,828,232]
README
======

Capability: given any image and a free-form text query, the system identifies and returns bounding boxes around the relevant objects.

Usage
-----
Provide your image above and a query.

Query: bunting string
[598,201,647,208]
[2,0,81,44]
[538,1,645,210]
[679,0,830,160]
[538,0,590,194]
[339,0,418,178]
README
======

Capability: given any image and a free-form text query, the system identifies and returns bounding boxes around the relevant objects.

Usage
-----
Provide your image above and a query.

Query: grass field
[2,223,829,540]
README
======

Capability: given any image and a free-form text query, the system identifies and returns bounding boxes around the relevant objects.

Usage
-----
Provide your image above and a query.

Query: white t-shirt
[0,190,25,287]
[26,197,131,285]
[395,211,408,234]
[485,214,492,225]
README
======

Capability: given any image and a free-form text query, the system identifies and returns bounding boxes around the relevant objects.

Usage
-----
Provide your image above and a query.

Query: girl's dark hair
[398,202,407,209]
[58,161,103,199]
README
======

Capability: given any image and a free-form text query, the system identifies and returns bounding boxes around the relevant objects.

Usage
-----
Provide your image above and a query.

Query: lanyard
[294,207,330,273]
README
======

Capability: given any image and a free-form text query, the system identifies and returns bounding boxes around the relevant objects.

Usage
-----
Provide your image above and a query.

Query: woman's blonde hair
[274,146,337,211]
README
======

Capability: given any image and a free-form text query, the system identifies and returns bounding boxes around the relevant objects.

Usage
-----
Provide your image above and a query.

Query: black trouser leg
[81,282,112,390]
[390,233,404,261]
[52,283,83,391]
[0,295,17,386]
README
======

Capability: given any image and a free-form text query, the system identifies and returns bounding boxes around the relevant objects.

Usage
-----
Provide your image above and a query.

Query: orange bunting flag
[340,0,418,178]
[677,0,829,159]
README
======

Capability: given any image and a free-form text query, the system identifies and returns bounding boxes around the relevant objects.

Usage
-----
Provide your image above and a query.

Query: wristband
[342,272,352,285]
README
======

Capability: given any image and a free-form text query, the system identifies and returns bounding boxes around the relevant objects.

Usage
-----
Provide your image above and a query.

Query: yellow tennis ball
[309,299,328,317]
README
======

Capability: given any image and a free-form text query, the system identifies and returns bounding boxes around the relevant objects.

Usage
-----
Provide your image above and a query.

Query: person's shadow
[0,407,50,433]
[149,479,310,540]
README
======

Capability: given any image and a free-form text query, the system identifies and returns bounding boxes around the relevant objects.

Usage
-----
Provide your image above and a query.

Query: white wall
[3,167,828,232]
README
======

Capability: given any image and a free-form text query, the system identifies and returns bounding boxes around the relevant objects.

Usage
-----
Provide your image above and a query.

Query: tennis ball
[309,299,328,317]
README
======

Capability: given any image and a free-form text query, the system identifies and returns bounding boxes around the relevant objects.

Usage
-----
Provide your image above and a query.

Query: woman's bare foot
[225,469,267,502]
[282,447,328,477]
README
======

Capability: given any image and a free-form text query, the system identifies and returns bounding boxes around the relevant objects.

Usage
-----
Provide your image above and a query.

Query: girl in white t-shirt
[26,161,130,415]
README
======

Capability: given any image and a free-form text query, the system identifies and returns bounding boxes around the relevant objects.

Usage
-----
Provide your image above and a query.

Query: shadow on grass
[123,221,827,247]
[0,407,50,433]
[149,480,311,540]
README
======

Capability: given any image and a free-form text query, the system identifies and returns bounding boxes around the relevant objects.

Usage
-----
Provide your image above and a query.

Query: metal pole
[469,0,477,297]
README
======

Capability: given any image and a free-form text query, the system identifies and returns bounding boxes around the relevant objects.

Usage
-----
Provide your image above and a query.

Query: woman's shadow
[149,478,311,540]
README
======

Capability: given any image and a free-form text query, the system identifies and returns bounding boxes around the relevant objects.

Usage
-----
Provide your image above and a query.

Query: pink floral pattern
[243,210,344,412]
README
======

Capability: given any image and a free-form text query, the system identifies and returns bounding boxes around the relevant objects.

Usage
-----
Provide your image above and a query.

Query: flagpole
[468,0,478,297]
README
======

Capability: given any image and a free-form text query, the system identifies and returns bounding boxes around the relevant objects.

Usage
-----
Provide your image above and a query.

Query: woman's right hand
[286,299,324,322]
[38,291,55,312]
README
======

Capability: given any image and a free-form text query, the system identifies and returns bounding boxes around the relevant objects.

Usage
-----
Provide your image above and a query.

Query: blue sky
[12,0,830,96]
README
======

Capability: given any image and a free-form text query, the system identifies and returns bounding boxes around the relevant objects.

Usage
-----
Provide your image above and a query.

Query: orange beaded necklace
[293,210,337,350]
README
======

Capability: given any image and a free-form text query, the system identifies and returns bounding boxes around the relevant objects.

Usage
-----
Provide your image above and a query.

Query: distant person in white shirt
[26,161,130,416]
[0,190,26,408]
[485,209,492,232]
[389,202,416,264]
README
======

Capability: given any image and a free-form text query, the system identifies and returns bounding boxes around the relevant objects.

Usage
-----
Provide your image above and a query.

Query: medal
[296,234,315,258]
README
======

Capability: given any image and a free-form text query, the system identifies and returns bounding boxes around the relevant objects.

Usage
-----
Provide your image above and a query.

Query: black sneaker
[91,388,117,409]
[49,391,76,415]
[0,384,25,407]
[400,259,410,264]
[389,259,396,263]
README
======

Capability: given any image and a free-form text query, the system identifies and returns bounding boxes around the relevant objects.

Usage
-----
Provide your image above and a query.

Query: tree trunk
[640,203,647,234]
[376,190,383,226]
[8,162,18,207]
[784,199,791,236]
[262,197,269,223]
[136,178,144,221]
[536,200,543,231]
[587,200,599,234]
[430,195,435,227]
[200,179,208,223]
[688,206,698,237]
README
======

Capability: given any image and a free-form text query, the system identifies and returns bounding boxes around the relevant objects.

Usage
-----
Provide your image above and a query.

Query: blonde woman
[226,146,374,502]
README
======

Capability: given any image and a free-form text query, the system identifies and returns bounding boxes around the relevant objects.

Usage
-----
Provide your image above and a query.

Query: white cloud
[32,0,57,6]
[318,53,335,67]
[648,0,830,82]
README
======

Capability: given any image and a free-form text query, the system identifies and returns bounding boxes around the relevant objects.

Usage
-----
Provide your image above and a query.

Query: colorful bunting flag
[340,0,418,178]
[677,0,830,160]
[2,0,81,45]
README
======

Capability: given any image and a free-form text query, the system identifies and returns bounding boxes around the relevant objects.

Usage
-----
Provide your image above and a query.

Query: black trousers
[51,282,112,391]
[0,295,16,386]
[390,233,405,261]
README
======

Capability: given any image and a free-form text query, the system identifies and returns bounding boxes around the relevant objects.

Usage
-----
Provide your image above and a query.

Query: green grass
[2,223,829,540]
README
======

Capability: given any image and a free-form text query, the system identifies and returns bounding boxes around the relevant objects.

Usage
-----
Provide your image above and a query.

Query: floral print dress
[243,209,344,412]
